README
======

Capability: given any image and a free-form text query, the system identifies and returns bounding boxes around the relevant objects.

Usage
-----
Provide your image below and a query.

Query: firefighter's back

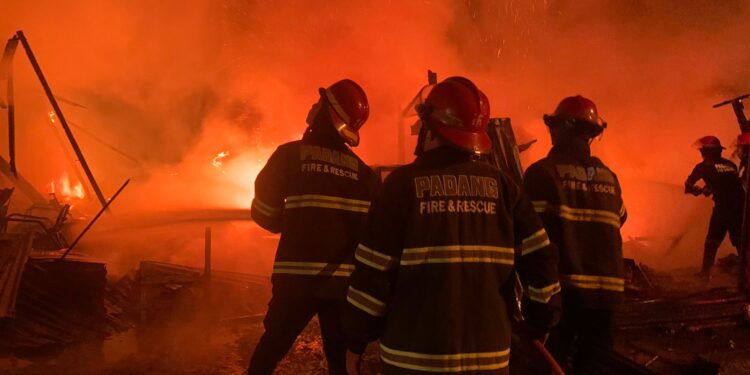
[382,150,515,370]
[525,152,626,309]
[251,136,379,298]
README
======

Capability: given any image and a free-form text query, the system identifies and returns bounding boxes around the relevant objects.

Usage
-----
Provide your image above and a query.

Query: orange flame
[50,173,85,202]
[212,150,231,170]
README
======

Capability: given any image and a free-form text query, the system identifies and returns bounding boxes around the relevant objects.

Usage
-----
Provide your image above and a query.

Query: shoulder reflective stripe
[284,194,370,213]
[286,194,370,206]
[527,282,561,303]
[561,274,625,292]
[285,201,369,213]
[619,204,627,217]
[346,286,386,317]
[379,344,509,372]
[355,244,397,271]
[273,262,355,277]
[521,229,551,256]
[400,245,514,266]
[252,198,282,217]
[533,202,621,228]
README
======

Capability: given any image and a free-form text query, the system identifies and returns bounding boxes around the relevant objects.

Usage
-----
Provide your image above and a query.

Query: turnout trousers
[547,296,615,375]
[248,294,347,375]
[702,203,743,273]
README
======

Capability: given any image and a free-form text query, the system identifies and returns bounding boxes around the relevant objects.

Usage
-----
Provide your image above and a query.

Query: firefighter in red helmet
[524,95,627,373]
[685,136,745,281]
[343,77,560,374]
[247,79,379,375]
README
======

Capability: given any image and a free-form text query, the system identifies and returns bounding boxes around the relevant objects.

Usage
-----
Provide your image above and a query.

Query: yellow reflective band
[562,274,625,292]
[284,194,370,213]
[323,88,351,124]
[252,198,282,218]
[532,202,621,228]
[528,282,562,303]
[337,124,359,144]
[619,204,627,217]
[355,244,397,271]
[273,261,355,277]
[346,286,386,317]
[380,344,509,372]
[400,245,514,266]
[521,229,551,256]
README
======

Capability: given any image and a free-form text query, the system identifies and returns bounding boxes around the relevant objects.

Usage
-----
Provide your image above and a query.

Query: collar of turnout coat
[549,138,591,161]
[415,146,475,167]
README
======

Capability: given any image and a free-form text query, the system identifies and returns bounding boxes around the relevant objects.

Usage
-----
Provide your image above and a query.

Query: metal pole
[3,36,19,177]
[15,31,108,209]
[204,226,212,280]
[59,179,130,259]
[7,65,15,177]
[741,145,750,292]
[397,107,405,164]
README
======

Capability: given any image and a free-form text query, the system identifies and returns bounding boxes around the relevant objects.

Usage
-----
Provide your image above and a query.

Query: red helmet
[694,135,725,149]
[544,95,607,137]
[418,76,491,154]
[319,79,369,147]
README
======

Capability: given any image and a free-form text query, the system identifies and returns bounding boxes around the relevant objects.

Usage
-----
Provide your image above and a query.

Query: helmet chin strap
[414,125,444,156]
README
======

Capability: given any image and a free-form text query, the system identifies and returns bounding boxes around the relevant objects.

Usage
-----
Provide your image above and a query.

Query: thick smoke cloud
[1,0,749,271]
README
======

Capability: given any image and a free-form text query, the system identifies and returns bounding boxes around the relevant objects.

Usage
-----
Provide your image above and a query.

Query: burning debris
[212,151,231,171]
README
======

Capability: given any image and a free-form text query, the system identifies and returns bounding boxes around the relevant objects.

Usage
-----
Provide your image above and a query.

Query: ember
[211,150,231,171]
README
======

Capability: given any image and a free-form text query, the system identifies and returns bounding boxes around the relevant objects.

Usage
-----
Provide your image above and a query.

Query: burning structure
[0,0,749,374]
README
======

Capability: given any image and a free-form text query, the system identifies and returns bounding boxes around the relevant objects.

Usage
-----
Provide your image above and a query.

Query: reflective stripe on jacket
[251,134,379,298]
[343,147,560,374]
[524,142,625,309]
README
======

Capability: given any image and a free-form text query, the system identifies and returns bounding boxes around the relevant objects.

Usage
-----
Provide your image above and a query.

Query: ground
[2,259,748,374]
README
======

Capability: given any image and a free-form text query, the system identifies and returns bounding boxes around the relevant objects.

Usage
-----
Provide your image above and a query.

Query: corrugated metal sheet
[0,233,32,318]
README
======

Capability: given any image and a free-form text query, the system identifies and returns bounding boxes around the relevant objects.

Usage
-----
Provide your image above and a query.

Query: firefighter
[524,95,627,373]
[343,77,561,374]
[685,136,745,280]
[247,79,379,375]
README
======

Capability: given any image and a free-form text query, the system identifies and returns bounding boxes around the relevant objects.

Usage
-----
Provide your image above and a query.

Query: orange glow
[50,173,86,202]
[3,1,748,271]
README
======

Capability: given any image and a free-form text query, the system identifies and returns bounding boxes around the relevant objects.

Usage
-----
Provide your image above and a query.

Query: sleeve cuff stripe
[521,229,550,256]
[521,239,551,256]
[528,282,561,303]
[252,204,280,218]
[347,287,386,317]
[355,244,397,270]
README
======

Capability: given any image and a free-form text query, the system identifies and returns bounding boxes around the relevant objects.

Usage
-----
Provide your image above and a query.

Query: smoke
[1,0,750,271]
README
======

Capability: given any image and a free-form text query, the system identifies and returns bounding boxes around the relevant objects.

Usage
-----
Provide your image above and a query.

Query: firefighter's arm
[614,173,628,226]
[684,165,705,196]
[522,164,561,235]
[514,194,561,331]
[516,170,561,331]
[342,174,404,354]
[250,147,287,233]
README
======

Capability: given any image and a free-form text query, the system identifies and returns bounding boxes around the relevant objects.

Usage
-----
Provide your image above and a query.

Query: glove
[702,187,712,197]
[527,323,550,343]
[685,184,703,196]
[515,321,550,343]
